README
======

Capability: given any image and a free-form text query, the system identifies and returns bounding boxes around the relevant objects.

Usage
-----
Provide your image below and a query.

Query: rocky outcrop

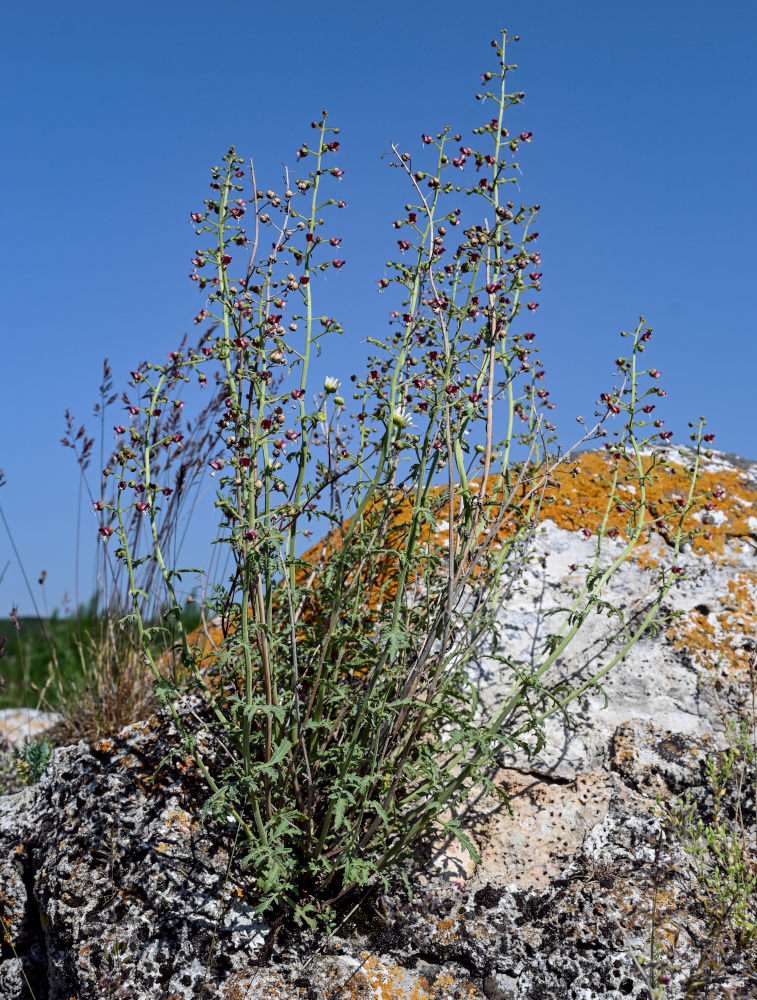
[1,701,268,999]
[2,448,756,998]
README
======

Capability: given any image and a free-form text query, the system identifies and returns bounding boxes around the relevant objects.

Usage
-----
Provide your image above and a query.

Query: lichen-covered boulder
[0,700,268,999]
[2,447,756,998]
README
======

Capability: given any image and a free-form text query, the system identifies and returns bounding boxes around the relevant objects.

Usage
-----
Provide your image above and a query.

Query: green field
[0,605,202,713]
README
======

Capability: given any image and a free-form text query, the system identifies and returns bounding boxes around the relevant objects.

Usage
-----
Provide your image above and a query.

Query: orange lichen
[431,916,460,946]
[667,570,757,678]
[628,544,660,571]
[166,449,756,686]
[323,954,481,1000]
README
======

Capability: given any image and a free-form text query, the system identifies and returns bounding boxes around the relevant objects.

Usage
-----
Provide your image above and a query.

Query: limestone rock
[0,710,63,752]
[2,448,757,998]
[0,701,268,999]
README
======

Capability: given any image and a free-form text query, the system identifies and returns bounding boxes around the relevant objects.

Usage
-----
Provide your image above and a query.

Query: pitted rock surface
[0,700,268,999]
[2,448,757,998]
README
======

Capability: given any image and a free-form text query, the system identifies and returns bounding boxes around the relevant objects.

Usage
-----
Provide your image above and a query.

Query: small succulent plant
[12,736,53,785]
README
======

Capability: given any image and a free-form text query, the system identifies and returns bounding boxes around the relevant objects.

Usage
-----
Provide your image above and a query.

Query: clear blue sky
[1,0,755,616]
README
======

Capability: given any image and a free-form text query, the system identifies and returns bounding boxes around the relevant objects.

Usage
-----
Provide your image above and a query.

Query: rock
[0,709,63,752]
[1,448,757,998]
[0,699,271,999]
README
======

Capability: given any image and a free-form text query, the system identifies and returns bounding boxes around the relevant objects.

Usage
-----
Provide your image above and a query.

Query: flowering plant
[91,30,709,929]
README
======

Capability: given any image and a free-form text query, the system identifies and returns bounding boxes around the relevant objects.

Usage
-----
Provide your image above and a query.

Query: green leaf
[266,738,293,767]
[379,624,411,660]
[441,819,481,864]
[333,796,347,832]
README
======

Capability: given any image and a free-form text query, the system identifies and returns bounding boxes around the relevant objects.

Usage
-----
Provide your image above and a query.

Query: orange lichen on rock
[172,449,756,677]
[528,448,757,558]
[323,954,481,1000]
[667,569,757,678]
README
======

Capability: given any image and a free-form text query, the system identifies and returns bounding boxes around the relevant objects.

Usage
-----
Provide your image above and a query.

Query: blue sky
[1,0,755,617]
